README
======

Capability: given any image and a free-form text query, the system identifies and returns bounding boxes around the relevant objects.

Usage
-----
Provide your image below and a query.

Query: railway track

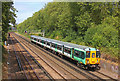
[13,32,117,81]
[10,34,53,80]
[13,33,101,80]
[8,37,27,79]
[9,37,29,79]
[11,34,69,80]
[10,36,40,79]
[12,33,86,80]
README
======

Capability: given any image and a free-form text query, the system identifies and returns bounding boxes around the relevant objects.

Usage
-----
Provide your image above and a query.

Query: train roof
[31,35,99,51]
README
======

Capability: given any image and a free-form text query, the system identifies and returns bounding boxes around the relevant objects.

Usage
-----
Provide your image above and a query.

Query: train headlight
[97,59,98,63]
[87,60,89,63]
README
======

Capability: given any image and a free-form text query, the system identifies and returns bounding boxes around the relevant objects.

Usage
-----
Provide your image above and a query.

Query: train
[30,35,101,70]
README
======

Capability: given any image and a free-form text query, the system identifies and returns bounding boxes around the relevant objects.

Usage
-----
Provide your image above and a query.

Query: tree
[2,2,17,41]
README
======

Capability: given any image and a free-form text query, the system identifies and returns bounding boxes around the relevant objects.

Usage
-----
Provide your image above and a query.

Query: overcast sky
[14,1,53,24]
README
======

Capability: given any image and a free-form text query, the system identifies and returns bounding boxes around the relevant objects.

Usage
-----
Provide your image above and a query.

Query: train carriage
[30,35,101,69]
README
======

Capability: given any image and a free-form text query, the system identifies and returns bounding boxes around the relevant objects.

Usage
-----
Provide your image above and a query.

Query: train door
[90,51,96,64]
[55,44,57,52]
[72,48,74,58]
[62,45,64,54]
[73,49,81,62]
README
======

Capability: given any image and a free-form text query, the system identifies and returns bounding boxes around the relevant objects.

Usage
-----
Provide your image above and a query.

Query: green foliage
[17,2,119,58]
[85,24,118,47]
[2,2,17,41]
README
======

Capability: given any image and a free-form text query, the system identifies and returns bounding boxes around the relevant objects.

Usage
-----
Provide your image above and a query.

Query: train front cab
[85,50,101,69]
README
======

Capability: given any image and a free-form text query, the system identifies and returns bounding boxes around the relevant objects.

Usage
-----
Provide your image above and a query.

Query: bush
[84,23,118,58]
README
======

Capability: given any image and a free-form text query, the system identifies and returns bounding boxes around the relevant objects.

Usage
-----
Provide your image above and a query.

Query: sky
[13,0,118,24]
[14,1,51,24]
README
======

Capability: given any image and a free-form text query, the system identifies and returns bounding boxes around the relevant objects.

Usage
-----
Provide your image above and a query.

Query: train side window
[42,40,46,44]
[57,45,62,51]
[74,50,79,57]
[47,42,50,46]
[64,47,71,54]
[52,43,56,48]
[57,45,60,50]
[34,38,37,41]
[44,41,46,44]
[81,52,85,59]
[39,39,41,42]
[51,43,53,47]
[79,52,82,58]
[40,40,42,43]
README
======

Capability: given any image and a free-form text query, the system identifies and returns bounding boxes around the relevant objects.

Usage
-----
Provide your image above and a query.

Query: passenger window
[34,38,36,41]
[52,43,56,48]
[74,50,80,57]
[64,47,71,54]
[40,40,42,43]
[44,41,46,44]
[57,45,62,50]
[47,42,50,46]
[81,52,85,59]
[39,40,41,42]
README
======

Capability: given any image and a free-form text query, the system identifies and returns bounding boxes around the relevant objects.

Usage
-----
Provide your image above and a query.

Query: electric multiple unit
[31,35,101,69]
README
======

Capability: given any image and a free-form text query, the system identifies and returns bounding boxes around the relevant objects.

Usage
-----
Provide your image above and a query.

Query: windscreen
[96,51,101,58]
[86,51,90,58]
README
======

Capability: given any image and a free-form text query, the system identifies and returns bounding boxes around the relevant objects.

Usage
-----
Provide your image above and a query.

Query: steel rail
[12,34,54,80]
[13,34,67,80]
[96,71,117,81]
[10,36,29,79]
[12,34,41,80]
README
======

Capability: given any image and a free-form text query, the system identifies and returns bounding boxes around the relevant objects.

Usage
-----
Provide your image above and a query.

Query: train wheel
[77,62,82,68]
[84,66,88,70]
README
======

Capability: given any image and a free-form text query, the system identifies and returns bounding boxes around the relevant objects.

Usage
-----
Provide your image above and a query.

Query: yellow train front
[85,49,101,69]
